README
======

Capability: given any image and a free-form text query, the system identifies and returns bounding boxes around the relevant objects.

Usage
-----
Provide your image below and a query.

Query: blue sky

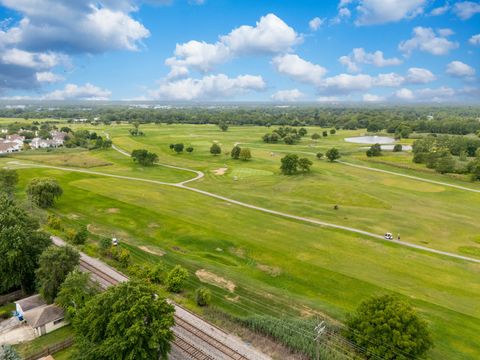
[0,0,479,102]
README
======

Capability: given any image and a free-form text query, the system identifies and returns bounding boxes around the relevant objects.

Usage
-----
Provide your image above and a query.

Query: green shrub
[165,265,188,293]
[195,287,211,306]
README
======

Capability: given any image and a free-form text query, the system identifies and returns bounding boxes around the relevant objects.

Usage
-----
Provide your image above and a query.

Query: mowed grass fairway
[5,123,480,359]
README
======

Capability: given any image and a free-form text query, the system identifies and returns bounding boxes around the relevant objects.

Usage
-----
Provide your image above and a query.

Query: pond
[344,136,395,144]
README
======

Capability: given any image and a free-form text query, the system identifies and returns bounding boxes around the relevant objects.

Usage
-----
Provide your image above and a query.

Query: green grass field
[4,122,480,359]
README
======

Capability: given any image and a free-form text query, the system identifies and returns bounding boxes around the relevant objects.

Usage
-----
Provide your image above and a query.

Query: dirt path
[8,159,480,264]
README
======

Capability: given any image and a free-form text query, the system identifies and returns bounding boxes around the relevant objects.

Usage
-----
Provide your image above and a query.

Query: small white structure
[15,295,66,337]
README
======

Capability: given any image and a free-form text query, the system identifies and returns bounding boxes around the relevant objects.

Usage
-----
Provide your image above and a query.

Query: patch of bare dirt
[257,264,282,277]
[139,246,165,256]
[67,213,80,220]
[148,223,160,228]
[230,247,246,259]
[106,208,120,213]
[196,269,236,292]
[225,295,240,302]
[212,167,228,175]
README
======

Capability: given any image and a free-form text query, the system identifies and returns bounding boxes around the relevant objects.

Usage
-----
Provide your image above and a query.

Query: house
[30,131,67,149]
[15,295,66,337]
[0,134,24,154]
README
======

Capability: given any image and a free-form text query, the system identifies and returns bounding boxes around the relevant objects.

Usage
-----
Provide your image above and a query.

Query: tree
[131,149,158,166]
[284,135,295,145]
[56,269,99,320]
[186,146,194,153]
[298,158,313,172]
[195,287,211,307]
[393,144,403,152]
[173,143,184,153]
[218,121,229,132]
[36,245,80,303]
[73,225,88,245]
[316,152,324,160]
[366,143,382,157]
[345,295,433,360]
[298,128,307,137]
[165,265,189,293]
[0,169,18,197]
[231,145,241,159]
[326,148,341,162]
[330,129,336,135]
[435,153,456,174]
[311,133,321,140]
[73,280,175,360]
[210,143,221,156]
[0,195,51,293]
[27,177,63,208]
[322,131,328,137]
[280,154,299,175]
[239,148,252,161]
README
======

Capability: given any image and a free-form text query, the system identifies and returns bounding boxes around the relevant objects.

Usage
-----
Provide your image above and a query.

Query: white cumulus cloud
[363,93,385,102]
[395,88,414,100]
[166,14,301,77]
[272,54,327,86]
[446,61,476,78]
[339,48,402,73]
[35,71,64,83]
[43,83,111,100]
[271,89,304,102]
[406,67,436,84]
[149,74,266,100]
[355,0,426,25]
[309,17,324,31]
[453,1,480,20]
[469,34,480,46]
[399,27,459,56]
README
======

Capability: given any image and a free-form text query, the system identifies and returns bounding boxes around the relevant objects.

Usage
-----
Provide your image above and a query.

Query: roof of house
[16,294,46,312]
[23,304,64,328]
[0,142,15,152]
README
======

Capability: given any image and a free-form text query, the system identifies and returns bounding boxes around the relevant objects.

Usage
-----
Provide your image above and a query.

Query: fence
[23,338,74,360]
[0,290,23,306]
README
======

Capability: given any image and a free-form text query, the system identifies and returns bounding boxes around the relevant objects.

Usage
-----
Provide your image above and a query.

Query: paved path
[337,160,480,194]
[9,158,480,264]
[109,136,205,185]
[243,145,480,194]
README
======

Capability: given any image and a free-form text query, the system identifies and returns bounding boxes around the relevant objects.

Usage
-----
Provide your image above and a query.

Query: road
[51,236,271,360]
[8,156,480,264]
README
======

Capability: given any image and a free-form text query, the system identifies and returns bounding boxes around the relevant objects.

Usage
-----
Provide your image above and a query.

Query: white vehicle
[384,233,393,240]
[112,237,118,246]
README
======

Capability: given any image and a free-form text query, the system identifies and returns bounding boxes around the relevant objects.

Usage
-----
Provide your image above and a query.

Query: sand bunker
[139,246,165,256]
[196,269,236,292]
[257,264,282,277]
[106,208,120,213]
[213,167,228,175]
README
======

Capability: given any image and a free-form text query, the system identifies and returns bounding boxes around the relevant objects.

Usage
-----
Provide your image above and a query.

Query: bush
[316,152,324,160]
[47,214,62,230]
[231,145,241,159]
[186,146,194,153]
[73,225,88,245]
[195,287,211,306]
[330,129,336,135]
[99,237,111,253]
[165,265,189,293]
[110,247,131,268]
[393,144,403,152]
[366,143,382,157]
[239,148,252,161]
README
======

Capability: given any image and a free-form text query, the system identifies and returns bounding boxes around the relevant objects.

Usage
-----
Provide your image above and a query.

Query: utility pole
[314,320,327,360]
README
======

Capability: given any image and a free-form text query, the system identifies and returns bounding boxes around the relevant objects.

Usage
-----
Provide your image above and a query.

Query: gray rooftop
[15,294,46,312]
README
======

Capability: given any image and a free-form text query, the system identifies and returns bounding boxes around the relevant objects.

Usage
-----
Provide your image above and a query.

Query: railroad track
[78,258,250,360]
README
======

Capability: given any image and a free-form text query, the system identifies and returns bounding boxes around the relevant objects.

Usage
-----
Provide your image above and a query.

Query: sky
[0,0,479,103]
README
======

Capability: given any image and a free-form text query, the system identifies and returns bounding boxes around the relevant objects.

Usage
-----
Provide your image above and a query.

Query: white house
[30,131,67,149]
[0,134,24,154]
[15,295,66,337]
